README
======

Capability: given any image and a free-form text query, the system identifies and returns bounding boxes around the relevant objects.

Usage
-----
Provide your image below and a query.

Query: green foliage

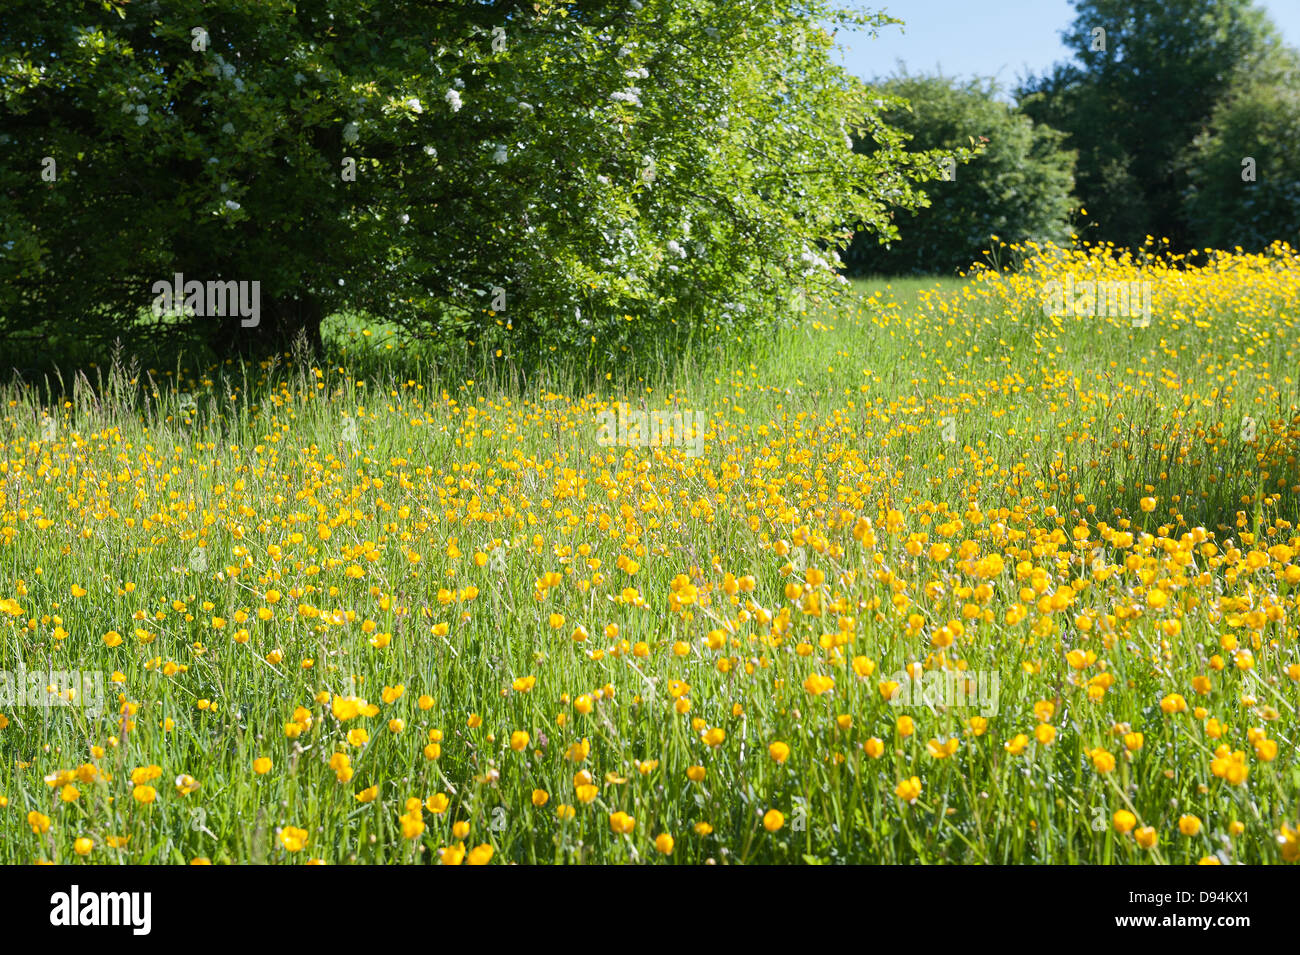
[0,0,939,364]
[844,74,1075,276]
[1181,50,1300,251]
[1016,0,1287,252]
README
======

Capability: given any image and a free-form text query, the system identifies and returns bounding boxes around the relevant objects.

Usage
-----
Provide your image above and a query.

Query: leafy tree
[1,0,945,364]
[1016,0,1285,251]
[844,74,1075,276]
[1181,48,1300,250]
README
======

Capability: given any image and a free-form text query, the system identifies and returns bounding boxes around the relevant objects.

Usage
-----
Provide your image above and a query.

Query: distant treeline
[845,0,1300,276]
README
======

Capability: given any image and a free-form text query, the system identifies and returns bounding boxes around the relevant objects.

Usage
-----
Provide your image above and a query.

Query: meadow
[3,239,1300,864]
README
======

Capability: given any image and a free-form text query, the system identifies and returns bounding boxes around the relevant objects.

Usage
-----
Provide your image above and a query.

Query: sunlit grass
[2,240,1300,864]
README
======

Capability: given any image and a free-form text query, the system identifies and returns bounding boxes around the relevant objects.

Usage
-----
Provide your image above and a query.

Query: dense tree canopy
[1,0,951,362]
[1181,47,1300,251]
[1016,0,1289,252]
[844,74,1075,276]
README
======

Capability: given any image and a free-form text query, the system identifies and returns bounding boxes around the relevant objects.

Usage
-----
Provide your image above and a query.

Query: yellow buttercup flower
[1160,693,1188,715]
[895,776,922,803]
[440,843,466,865]
[1089,748,1115,773]
[280,826,309,852]
[803,674,834,695]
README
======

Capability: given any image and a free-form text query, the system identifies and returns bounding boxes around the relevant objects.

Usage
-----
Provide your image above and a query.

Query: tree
[1,0,945,364]
[1181,48,1300,251]
[1016,0,1285,252]
[843,74,1075,276]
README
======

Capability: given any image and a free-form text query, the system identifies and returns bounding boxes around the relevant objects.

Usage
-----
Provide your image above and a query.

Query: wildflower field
[4,241,1300,865]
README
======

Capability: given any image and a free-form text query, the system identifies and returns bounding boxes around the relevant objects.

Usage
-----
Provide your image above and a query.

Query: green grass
[2,249,1300,864]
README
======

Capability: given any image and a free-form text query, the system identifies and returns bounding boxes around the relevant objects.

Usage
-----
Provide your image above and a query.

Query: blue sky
[835,0,1300,94]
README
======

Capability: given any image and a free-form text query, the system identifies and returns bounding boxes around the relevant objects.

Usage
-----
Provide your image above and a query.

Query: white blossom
[445,89,463,112]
